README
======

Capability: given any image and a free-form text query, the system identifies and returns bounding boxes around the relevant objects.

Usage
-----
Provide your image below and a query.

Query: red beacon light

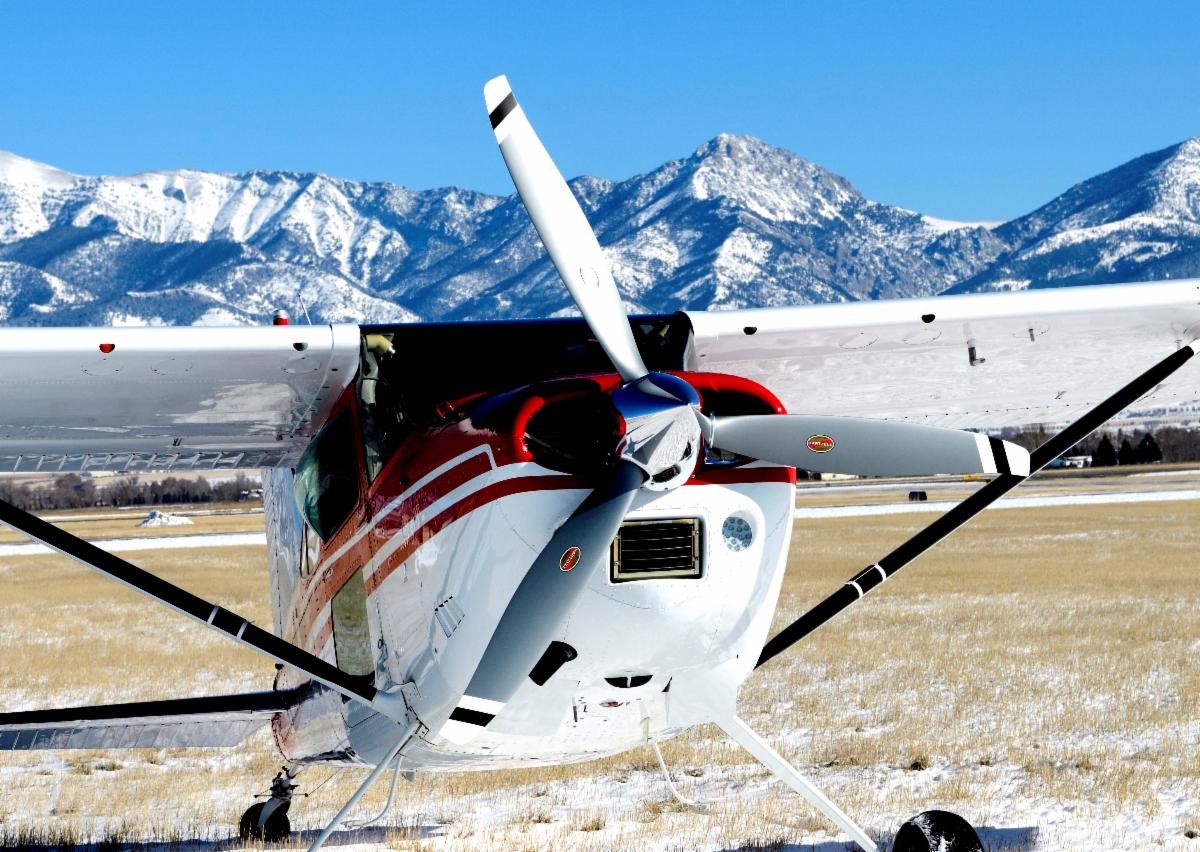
[272,309,290,326]
[99,343,116,354]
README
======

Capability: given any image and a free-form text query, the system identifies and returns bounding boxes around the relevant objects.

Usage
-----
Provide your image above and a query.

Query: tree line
[1001,425,1200,466]
[0,474,260,512]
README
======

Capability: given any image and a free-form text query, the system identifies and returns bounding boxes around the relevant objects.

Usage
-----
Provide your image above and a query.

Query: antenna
[297,290,314,325]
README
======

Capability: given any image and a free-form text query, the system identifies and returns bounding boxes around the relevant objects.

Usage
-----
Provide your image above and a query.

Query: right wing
[0,689,302,750]
[0,325,359,472]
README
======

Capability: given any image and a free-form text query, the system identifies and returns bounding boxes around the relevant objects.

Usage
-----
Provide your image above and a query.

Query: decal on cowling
[559,546,581,572]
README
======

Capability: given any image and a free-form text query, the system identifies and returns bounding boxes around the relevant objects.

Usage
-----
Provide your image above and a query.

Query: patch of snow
[0,532,264,557]
[921,215,1003,233]
[137,510,194,527]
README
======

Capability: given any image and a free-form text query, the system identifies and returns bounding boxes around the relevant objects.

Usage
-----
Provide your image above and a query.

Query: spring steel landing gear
[716,714,987,851]
[239,766,298,843]
[893,810,984,852]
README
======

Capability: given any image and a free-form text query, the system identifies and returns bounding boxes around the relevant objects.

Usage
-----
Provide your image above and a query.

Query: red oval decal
[559,546,581,572]
[806,434,835,453]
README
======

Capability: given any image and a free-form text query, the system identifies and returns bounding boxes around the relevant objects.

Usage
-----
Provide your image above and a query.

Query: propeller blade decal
[484,75,649,383]
[707,414,1030,478]
[439,460,644,744]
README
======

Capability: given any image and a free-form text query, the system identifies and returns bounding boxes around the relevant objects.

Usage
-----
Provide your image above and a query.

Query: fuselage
[262,367,796,771]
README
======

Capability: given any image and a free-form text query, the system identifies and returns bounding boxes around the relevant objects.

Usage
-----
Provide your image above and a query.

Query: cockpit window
[293,409,359,541]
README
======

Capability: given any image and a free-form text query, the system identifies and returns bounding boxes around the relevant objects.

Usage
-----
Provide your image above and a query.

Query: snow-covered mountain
[1,135,1197,326]
[947,138,1200,293]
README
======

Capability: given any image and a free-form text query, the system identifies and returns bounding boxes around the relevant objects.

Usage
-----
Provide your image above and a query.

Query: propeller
[484,75,649,383]
[703,414,1031,478]
[485,74,1028,483]
[454,76,1034,737]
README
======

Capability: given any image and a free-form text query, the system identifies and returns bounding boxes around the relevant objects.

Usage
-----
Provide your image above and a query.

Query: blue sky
[3,2,1198,220]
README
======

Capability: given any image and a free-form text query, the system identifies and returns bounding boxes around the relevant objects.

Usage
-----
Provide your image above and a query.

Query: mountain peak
[0,150,77,188]
[684,134,859,224]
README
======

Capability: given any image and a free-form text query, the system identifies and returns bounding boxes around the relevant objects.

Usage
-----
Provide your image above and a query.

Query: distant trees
[1134,432,1163,464]
[1001,424,1199,466]
[0,473,259,512]
[1092,435,1118,467]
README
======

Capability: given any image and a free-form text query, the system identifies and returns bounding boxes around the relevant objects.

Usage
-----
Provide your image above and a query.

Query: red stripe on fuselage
[292,451,494,646]
[687,466,796,486]
[363,474,582,597]
[293,462,791,654]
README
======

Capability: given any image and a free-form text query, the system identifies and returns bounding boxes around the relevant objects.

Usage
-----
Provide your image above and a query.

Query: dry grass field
[0,476,1196,850]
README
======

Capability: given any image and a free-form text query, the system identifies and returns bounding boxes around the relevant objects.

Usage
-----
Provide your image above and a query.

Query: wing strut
[756,342,1196,669]
[0,501,379,709]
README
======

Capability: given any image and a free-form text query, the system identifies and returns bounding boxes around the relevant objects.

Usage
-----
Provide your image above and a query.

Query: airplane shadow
[714,824,1039,852]
[0,823,1040,851]
[0,823,442,851]
[976,826,1040,850]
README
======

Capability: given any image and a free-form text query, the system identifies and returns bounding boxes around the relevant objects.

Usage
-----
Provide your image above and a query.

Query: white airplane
[0,76,1197,852]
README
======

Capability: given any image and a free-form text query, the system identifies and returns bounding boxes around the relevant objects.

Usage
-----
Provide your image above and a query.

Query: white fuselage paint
[263,456,795,770]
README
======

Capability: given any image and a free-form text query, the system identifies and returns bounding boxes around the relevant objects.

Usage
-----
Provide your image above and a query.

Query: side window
[293,409,360,541]
[299,524,321,577]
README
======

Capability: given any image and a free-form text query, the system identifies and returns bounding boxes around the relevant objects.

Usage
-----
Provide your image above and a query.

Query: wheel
[239,801,291,842]
[893,809,983,852]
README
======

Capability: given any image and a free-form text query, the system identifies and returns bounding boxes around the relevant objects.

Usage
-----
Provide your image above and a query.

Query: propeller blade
[440,461,644,744]
[706,415,1030,478]
[484,75,648,383]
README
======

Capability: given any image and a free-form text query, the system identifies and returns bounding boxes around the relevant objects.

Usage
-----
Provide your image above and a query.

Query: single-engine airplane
[0,76,1198,852]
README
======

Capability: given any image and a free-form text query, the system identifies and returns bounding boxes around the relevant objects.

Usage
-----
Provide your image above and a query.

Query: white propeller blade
[706,415,1031,478]
[484,75,649,383]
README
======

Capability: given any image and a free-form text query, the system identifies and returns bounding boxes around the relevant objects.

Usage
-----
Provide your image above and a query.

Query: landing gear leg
[239,766,298,843]
[717,715,877,851]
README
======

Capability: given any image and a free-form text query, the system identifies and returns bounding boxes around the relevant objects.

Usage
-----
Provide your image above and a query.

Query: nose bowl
[612,373,702,489]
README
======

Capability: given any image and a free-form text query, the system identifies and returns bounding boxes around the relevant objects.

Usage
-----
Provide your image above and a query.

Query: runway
[795,487,1200,519]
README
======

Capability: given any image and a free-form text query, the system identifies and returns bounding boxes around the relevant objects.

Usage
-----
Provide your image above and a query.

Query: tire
[893,809,983,852]
[239,801,292,843]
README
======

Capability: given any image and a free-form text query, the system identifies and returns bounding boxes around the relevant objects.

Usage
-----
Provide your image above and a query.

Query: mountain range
[1,134,1199,326]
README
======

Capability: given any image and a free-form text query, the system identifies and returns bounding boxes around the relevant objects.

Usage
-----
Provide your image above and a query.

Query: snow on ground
[137,509,194,527]
[0,531,264,557]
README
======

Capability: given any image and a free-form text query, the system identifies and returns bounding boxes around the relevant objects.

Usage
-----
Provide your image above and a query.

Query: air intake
[610,518,703,583]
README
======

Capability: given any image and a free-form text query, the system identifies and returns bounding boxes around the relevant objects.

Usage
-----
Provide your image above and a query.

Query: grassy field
[0,481,1196,850]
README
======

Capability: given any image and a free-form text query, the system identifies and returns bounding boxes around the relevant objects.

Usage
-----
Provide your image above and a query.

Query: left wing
[684,280,1200,428]
[0,325,359,472]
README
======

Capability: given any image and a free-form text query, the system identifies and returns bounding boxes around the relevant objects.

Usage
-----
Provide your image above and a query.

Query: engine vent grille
[610,518,703,583]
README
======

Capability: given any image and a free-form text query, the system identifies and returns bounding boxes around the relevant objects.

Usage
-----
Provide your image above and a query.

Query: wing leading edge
[2,281,1197,471]
[684,280,1200,428]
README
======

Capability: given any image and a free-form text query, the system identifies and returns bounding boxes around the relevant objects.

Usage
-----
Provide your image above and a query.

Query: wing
[0,325,360,472]
[684,280,1200,428]
[0,689,300,750]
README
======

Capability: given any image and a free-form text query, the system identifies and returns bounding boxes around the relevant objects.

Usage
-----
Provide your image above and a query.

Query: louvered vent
[610,518,703,583]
